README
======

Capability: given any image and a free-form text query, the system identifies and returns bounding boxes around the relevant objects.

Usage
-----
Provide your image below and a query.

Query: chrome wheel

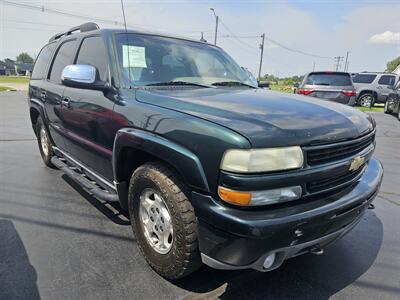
[40,127,49,156]
[139,188,173,254]
[359,95,372,107]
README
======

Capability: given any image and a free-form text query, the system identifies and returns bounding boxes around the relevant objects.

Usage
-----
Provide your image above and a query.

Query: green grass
[0,86,14,92]
[0,76,30,84]
[355,106,384,113]
[270,84,294,93]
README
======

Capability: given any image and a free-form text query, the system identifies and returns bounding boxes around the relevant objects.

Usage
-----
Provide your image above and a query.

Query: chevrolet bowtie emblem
[349,156,365,172]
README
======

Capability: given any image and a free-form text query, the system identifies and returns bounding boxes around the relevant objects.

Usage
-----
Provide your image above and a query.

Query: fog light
[263,253,276,269]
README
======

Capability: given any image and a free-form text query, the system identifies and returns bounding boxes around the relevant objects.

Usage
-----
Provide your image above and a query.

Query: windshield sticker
[122,45,147,68]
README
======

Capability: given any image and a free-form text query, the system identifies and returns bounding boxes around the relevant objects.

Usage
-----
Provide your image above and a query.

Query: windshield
[115,33,256,88]
[304,72,352,86]
[352,74,377,84]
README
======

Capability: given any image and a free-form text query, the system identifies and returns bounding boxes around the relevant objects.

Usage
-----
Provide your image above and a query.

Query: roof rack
[49,22,99,42]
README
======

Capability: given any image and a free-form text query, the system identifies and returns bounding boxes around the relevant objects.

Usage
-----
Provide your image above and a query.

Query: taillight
[297,88,314,95]
[342,90,356,97]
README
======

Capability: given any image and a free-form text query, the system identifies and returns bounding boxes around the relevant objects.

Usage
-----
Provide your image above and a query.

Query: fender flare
[113,128,210,193]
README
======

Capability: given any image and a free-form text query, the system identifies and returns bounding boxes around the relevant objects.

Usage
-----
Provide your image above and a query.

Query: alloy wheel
[359,95,372,107]
[139,188,173,254]
[40,127,49,157]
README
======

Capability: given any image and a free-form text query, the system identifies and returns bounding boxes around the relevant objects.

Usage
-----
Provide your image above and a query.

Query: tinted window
[31,43,56,79]
[304,72,352,86]
[49,40,77,83]
[352,74,377,84]
[76,37,108,81]
[378,75,396,86]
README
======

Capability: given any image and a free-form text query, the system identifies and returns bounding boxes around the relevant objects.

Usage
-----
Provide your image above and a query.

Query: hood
[135,88,374,147]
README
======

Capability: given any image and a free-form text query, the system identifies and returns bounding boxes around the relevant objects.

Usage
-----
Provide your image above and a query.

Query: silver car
[297,71,356,105]
[352,72,400,107]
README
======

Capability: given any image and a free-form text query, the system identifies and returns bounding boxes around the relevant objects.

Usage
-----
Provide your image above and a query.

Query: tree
[16,52,34,64]
[387,56,400,73]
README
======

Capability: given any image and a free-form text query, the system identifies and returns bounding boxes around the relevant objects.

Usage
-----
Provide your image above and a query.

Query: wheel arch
[29,107,41,135]
[113,128,210,209]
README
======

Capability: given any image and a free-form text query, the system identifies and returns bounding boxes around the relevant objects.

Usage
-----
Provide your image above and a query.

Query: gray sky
[1,0,399,77]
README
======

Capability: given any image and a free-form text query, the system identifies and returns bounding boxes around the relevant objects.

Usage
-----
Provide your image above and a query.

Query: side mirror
[61,65,108,90]
[294,82,300,88]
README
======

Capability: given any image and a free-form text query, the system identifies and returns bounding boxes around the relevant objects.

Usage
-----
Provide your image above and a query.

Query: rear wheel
[36,117,54,168]
[128,162,201,279]
[358,93,374,108]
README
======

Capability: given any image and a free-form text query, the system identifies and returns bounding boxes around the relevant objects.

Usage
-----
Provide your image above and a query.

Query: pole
[334,56,344,71]
[312,61,316,71]
[258,33,265,81]
[214,15,219,45]
[344,51,350,71]
[210,8,218,45]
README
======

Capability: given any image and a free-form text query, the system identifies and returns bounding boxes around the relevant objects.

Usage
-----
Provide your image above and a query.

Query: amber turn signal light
[218,186,252,206]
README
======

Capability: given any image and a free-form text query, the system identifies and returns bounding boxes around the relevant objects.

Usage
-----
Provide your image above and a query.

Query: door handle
[61,97,71,108]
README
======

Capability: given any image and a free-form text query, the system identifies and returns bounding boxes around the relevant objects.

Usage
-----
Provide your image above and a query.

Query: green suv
[28,23,383,279]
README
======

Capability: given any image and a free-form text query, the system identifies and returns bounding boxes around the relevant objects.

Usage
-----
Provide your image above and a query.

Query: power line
[265,37,333,59]
[1,0,210,34]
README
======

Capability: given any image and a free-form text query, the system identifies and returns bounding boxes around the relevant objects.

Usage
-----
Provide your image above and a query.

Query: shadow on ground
[175,212,384,299]
[61,172,385,299]
[0,220,41,300]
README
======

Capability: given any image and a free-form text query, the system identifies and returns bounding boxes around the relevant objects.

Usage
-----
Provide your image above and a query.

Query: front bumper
[191,158,383,271]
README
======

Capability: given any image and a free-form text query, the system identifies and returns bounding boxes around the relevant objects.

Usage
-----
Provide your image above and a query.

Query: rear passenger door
[29,42,56,124]
[41,39,78,149]
[61,35,123,181]
[377,75,396,102]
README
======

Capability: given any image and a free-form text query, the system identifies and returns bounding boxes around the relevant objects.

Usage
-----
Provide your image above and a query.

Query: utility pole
[210,8,219,45]
[344,51,350,71]
[334,56,344,71]
[258,33,265,81]
[312,61,316,71]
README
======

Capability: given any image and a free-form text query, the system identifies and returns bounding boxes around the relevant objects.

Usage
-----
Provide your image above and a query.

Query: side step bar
[51,156,119,202]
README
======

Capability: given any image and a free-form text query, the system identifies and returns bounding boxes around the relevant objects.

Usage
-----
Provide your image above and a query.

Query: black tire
[36,117,55,168]
[128,161,201,279]
[358,93,374,108]
[384,101,390,114]
[397,107,400,121]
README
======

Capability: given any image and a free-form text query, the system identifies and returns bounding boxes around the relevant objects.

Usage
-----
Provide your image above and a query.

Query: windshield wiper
[145,81,211,88]
[211,81,257,88]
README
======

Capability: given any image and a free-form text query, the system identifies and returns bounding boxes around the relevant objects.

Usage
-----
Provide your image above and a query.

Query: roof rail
[49,22,99,42]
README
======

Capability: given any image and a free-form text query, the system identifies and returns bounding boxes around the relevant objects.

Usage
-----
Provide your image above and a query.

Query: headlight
[220,146,304,173]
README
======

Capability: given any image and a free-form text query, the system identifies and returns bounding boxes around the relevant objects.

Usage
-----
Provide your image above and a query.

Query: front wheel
[128,162,201,279]
[358,94,374,108]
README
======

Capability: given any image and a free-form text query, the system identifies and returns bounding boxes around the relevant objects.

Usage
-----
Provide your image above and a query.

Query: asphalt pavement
[1,91,399,300]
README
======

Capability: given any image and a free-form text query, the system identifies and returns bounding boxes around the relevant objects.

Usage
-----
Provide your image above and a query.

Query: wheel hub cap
[360,95,372,107]
[40,127,49,156]
[139,189,173,254]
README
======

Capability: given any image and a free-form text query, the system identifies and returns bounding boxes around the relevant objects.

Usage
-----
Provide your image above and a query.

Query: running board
[51,156,119,202]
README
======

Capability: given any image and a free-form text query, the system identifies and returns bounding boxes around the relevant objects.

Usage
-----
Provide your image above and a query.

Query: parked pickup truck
[29,23,383,279]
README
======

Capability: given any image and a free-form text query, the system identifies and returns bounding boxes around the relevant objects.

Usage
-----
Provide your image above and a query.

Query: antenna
[120,0,132,88]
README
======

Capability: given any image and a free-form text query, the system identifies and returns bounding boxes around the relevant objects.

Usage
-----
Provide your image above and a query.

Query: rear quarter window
[31,43,56,79]
[352,74,377,84]
[304,72,352,86]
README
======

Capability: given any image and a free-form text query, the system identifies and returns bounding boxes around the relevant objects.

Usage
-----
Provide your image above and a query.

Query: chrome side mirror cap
[62,64,96,85]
